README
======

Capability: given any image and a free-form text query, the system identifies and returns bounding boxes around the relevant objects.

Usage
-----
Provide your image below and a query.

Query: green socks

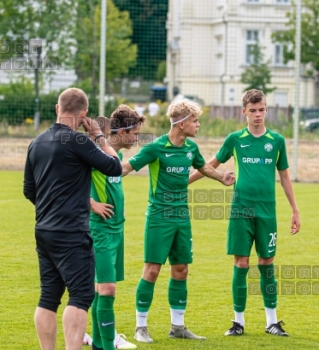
[232,266,249,312]
[97,295,115,350]
[258,264,277,309]
[136,278,155,312]
[168,278,187,310]
[91,292,103,348]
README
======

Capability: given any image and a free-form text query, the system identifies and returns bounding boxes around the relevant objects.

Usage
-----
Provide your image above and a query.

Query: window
[274,43,287,66]
[247,0,260,3]
[274,92,288,107]
[276,0,289,4]
[246,30,259,64]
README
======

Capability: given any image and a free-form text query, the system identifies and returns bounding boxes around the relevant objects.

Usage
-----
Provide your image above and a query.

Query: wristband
[95,133,105,142]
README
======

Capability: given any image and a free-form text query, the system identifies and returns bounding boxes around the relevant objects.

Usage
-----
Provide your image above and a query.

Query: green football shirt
[129,134,206,221]
[90,151,125,230]
[216,127,289,218]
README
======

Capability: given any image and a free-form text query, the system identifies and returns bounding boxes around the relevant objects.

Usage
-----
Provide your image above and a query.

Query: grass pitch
[1,170,318,349]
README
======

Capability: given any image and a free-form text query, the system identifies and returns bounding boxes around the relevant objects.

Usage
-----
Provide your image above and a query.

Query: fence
[0,0,318,181]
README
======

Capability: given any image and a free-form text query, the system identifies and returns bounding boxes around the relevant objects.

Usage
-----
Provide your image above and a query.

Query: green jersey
[216,127,289,218]
[129,134,205,221]
[90,151,124,230]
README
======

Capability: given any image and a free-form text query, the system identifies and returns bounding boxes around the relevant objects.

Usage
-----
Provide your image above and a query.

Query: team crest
[186,151,193,160]
[264,143,273,152]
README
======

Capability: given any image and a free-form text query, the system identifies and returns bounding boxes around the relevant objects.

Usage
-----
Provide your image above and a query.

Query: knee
[171,265,188,279]
[235,256,249,268]
[143,264,160,282]
[98,283,116,296]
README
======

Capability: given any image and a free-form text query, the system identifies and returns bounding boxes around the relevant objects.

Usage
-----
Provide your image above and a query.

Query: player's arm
[90,198,114,220]
[82,117,119,158]
[197,162,235,186]
[189,156,221,184]
[278,169,300,235]
[23,152,36,204]
[122,161,134,176]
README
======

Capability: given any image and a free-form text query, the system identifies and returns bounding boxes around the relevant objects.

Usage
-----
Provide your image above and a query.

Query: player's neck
[168,130,186,147]
[247,124,266,137]
[108,137,121,152]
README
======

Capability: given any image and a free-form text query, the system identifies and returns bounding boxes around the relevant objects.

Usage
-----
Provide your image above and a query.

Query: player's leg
[113,231,137,349]
[134,218,172,343]
[168,220,206,340]
[34,230,65,350]
[92,229,125,350]
[225,216,254,336]
[50,231,95,350]
[256,218,288,336]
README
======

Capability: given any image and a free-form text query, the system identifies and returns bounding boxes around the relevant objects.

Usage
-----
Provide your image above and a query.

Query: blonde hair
[166,99,202,124]
[58,88,89,115]
[242,89,266,108]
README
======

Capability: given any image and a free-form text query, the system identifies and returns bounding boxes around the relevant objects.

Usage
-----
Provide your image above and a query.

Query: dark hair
[110,104,146,134]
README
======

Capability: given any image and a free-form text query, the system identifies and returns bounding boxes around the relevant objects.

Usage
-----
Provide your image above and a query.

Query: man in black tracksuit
[23,87,121,350]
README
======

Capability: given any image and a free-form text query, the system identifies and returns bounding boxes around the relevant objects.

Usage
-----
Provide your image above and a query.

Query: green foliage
[1,171,319,349]
[0,0,75,66]
[0,78,120,126]
[74,0,137,94]
[241,44,276,94]
[156,60,167,82]
[113,0,169,79]
[272,0,319,73]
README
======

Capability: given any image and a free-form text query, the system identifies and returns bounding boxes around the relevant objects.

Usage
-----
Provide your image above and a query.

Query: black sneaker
[92,344,103,350]
[265,320,289,336]
[224,321,244,336]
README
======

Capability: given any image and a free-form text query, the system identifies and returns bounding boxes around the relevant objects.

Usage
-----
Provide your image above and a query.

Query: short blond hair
[242,89,266,108]
[166,99,202,124]
[58,88,89,115]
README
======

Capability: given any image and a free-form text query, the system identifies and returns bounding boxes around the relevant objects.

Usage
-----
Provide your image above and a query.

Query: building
[166,0,315,108]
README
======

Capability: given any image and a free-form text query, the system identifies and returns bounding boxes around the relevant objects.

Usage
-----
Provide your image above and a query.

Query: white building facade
[166,0,315,107]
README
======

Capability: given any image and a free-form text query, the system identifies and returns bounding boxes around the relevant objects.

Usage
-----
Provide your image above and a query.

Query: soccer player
[121,99,235,343]
[89,107,146,350]
[189,89,300,336]
[23,88,121,350]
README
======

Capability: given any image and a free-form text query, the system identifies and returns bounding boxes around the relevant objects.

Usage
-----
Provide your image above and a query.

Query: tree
[74,0,137,95]
[272,0,319,74]
[241,44,276,94]
[113,0,169,80]
[0,0,75,68]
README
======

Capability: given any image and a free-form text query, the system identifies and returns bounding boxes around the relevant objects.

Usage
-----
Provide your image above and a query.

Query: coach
[23,88,121,350]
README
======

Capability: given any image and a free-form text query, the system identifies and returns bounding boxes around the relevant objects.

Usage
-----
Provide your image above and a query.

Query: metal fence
[0,0,318,181]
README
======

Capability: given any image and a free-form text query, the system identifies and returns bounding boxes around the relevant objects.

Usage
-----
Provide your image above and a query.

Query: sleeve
[215,134,234,163]
[192,145,206,169]
[23,145,36,204]
[73,133,122,176]
[128,143,158,171]
[276,136,289,170]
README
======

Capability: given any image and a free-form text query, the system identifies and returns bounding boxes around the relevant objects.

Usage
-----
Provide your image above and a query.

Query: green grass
[1,171,319,349]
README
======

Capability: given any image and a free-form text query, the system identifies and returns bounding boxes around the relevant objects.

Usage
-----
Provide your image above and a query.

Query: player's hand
[290,212,300,234]
[221,171,235,186]
[81,117,103,137]
[91,201,114,220]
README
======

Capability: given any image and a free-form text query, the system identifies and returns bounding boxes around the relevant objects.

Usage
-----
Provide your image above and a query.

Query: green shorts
[91,228,124,283]
[144,217,193,265]
[227,216,277,258]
